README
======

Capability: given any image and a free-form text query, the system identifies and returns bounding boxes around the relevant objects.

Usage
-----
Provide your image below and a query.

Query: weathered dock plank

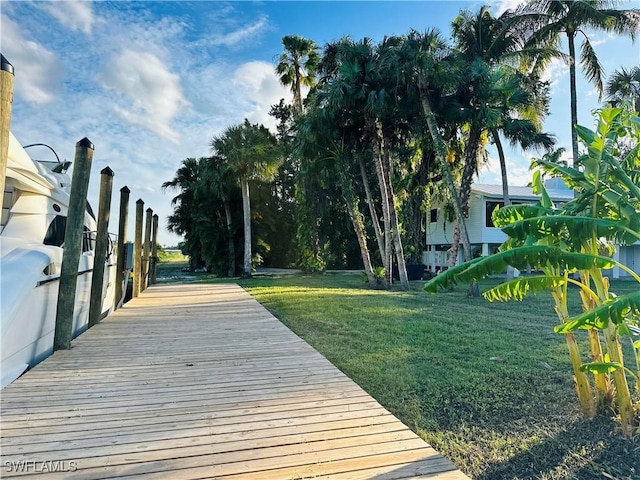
[1,283,469,479]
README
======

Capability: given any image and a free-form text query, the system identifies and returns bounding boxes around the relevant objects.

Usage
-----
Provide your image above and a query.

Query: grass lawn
[156,264,640,479]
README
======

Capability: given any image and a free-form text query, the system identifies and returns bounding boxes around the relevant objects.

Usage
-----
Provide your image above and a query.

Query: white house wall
[618,244,640,278]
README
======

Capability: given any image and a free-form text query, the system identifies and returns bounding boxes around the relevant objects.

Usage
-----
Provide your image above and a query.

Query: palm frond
[579,35,604,96]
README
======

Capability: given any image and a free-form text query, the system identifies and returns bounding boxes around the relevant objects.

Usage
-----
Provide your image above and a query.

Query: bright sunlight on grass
[235,274,639,480]
[155,262,639,479]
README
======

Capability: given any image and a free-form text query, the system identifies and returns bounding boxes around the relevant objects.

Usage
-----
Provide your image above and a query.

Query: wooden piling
[150,213,159,284]
[88,166,114,328]
[114,186,130,308]
[1,54,15,212]
[141,207,152,292]
[132,199,144,298]
[54,138,94,351]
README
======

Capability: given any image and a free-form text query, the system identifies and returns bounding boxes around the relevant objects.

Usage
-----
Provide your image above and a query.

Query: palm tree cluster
[163,121,287,277]
[164,1,638,286]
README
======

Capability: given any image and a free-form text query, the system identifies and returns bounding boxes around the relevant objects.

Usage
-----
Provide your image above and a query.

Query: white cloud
[232,61,292,131]
[0,14,64,104]
[479,151,535,187]
[38,1,97,35]
[208,16,269,47]
[541,58,567,92]
[491,0,524,16]
[98,50,189,142]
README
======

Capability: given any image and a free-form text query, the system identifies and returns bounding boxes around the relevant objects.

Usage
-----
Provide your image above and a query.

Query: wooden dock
[1,283,469,479]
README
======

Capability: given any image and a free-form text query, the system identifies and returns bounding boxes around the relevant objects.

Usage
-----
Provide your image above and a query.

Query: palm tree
[525,0,639,165]
[211,120,281,277]
[294,104,379,287]
[276,35,320,114]
[162,157,205,270]
[200,156,238,277]
[418,8,554,294]
[605,65,640,111]
[392,29,473,268]
[319,36,410,288]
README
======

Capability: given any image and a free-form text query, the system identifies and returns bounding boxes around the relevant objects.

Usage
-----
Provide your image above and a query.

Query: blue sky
[2,1,639,246]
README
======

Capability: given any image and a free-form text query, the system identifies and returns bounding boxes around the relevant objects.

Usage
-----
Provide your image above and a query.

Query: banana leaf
[423,257,484,293]
[425,246,617,293]
[492,204,553,227]
[555,291,640,333]
[483,276,565,302]
[501,215,640,245]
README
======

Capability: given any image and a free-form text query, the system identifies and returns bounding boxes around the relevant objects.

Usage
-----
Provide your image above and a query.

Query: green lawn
[156,265,640,479]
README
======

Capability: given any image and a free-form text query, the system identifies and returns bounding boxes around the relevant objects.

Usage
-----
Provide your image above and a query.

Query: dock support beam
[89,166,114,328]
[115,186,130,309]
[54,138,94,351]
[133,199,144,298]
[1,54,14,212]
[142,207,152,292]
[150,213,159,285]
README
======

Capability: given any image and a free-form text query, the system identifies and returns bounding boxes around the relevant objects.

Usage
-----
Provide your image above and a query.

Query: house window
[430,208,437,223]
[485,201,504,228]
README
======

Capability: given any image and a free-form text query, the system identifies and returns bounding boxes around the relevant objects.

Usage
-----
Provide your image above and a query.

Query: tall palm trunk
[358,155,385,262]
[418,92,472,264]
[338,159,377,287]
[448,123,480,267]
[492,130,510,207]
[382,133,409,290]
[369,122,392,285]
[293,65,303,113]
[240,174,252,278]
[222,194,235,277]
[456,123,482,296]
[567,31,579,166]
[493,129,515,281]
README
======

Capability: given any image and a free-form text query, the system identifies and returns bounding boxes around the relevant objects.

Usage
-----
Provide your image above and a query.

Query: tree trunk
[222,194,235,277]
[370,122,392,285]
[240,175,252,278]
[456,123,482,296]
[338,160,377,288]
[448,221,461,270]
[382,133,409,290]
[294,61,303,113]
[567,31,579,167]
[493,130,515,281]
[358,155,385,263]
[493,130,510,207]
[419,92,472,263]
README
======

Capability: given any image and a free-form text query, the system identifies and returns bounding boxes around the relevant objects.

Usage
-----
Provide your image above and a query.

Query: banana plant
[425,106,640,436]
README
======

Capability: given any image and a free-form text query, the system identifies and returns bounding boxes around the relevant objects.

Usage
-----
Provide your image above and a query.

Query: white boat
[1,132,117,388]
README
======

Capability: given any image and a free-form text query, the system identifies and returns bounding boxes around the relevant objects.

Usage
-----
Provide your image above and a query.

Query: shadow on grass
[474,415,639,480]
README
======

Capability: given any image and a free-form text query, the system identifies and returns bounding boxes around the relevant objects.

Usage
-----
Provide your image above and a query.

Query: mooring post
[141,207,152,292]
[114,186,130,309]
[150,213,159,284]
[132,199,144,298]
[54,138,94,351]
[88,166,114,328]
[1,54,15,212]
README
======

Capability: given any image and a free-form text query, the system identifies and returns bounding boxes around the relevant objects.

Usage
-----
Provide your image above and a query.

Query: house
[422,179,639,278]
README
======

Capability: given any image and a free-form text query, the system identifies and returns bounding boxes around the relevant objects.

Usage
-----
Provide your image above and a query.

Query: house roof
[472,183,574,201]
